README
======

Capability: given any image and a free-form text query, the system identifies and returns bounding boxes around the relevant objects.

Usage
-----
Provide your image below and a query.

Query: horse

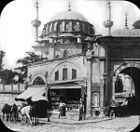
[2,103,12,121]
[18,100,52,125]
[19,105,33,125]
[10,104,18,122]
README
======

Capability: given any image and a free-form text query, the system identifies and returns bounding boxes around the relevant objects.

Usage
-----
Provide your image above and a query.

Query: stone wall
[0,84,25,115]
[0,93,20,115]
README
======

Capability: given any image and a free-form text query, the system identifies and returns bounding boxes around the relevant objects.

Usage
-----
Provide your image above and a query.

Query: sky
[0,0,140,70]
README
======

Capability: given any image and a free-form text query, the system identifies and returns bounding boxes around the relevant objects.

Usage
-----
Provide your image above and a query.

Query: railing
[0,83,25,94]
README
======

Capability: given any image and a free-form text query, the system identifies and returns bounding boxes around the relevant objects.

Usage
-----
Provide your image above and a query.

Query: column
[100,76,104,116]
[112,76,116,101]
[45,71,49,100]
[3,84,5,92]
[86,49,92,118]
[103,73,108,106]
[11,84,13,92]
[17,83,20,92]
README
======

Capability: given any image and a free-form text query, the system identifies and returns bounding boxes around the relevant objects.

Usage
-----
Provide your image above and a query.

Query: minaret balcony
[103,19,113,28]
[31,19,41,27]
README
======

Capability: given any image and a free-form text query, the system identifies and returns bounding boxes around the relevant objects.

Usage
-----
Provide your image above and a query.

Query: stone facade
[26,7,140,118]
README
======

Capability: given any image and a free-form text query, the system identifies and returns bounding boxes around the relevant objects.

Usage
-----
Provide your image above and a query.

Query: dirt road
[1,115,139,132]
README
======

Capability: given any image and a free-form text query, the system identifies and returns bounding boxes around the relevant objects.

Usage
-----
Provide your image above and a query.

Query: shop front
[48,82,86,111]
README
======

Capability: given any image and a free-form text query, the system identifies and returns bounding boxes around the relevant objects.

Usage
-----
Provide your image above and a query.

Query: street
[1,115,139,132]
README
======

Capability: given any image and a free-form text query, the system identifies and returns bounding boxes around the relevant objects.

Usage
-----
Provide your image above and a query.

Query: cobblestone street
[2,115,140,132]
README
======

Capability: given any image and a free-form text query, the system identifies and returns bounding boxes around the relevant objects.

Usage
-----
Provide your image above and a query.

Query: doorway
[115,67,140,115]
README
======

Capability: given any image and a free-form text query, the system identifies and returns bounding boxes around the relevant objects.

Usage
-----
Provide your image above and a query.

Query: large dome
[40,10,95,38]
[50,10,88,22]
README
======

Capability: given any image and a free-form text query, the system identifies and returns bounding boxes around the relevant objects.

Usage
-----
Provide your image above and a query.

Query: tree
[0,69,15,84]
[0,50,5,71]
[17,51,41,65]
[16,51,41,81]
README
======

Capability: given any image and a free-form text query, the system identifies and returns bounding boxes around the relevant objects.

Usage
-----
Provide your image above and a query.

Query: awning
[15,86,46,101]
[50,84,81,89]
[31,95,47,102]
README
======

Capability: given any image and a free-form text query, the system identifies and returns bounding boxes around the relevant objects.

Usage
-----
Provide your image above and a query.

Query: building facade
[18,4,140,117]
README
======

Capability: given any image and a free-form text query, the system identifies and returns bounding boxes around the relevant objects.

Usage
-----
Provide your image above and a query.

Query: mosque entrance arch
[113,63,140,115]
[113,62,140,100]
[115,67,140,98]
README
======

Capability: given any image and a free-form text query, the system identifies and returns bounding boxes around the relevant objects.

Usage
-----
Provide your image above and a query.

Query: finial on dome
[35,0,39,19]
[125,11,128,29]
[68,0,71,11]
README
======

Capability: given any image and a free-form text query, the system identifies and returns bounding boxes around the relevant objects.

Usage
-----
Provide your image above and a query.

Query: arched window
[63,68,67,80]
[59,21,65,32]
[73,21,80,31]
[66,21,72,32]
[72,69,77,79]
[33,77,45,85]
[55,71,59,81]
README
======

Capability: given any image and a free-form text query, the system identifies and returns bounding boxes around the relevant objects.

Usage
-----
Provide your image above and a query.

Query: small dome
[132,19,140,29]
[50,10,88,22]
[112,19,140,37]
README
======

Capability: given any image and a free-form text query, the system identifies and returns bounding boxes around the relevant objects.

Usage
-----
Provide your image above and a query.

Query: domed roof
[132,19,140,29]
[41,10,95,38]
[50,10,88,22]
[112,18,140,37]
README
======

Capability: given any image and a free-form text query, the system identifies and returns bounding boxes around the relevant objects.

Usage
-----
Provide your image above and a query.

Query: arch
[113,62,140,77]
[31,74,46,85]
[120,67,140,95]
[48,61,85,80]
[112,62,140,115]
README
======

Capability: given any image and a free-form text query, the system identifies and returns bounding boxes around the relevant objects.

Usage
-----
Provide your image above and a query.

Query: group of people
[2,103,19,122]
[2,97,86,125]
[2,98,52,125]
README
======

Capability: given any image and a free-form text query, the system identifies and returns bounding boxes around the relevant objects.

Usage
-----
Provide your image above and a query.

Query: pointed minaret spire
[31,0,41,42]
[68,0,71,11]
[35,0,39,20]
[125,11,128,29]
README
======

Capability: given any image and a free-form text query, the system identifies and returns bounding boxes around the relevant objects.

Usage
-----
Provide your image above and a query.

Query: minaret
[68,1,71,11]
[103,0,113,36]
[31,0,41,43]
[125,12,128,29]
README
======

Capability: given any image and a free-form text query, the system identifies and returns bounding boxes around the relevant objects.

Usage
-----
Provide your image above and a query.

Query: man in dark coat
[78,99,85,121]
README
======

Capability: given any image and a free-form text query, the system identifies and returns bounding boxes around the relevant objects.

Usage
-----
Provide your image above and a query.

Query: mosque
[16,1,140,117]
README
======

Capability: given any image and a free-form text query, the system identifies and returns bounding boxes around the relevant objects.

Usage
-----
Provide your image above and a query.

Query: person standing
[58,100,66,118]
[78,99,85,121]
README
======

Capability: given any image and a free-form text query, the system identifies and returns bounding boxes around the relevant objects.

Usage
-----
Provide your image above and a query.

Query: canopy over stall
[15,85,46,101]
